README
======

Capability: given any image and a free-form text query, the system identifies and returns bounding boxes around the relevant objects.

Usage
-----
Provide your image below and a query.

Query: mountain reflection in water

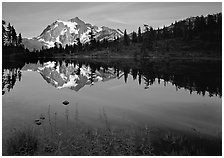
[21,61,117,91]
[2,58,222,97]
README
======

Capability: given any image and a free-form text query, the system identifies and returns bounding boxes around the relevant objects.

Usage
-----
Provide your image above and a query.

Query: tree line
[129,12,222,54]
[2,20,30,57]
[3,12,222,58]
[35,12,221,57]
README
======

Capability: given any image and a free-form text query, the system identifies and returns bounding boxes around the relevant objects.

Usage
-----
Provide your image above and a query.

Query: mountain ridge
[23,17,123,51]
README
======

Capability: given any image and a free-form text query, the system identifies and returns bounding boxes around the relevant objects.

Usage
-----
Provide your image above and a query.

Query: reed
[65,107,69,130]
[102,107,111,132]
[5,123,221,156]
[5,108,221,156]
[5,127,39,156]
[74,103,79,128]
[54,112,57,135]
[47,104,53,136]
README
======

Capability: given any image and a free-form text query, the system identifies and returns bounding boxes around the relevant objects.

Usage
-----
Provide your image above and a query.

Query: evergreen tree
[53,42,59,54]
[217,13,222,27]
[162,25,169,39]
[65,44,69,54]
[138,27,142,42]
[157,28,161,40]
[207,14,216,29]
[199,15,206,40]
[11,26,17,46]
[17,33,22,46]
[59,44,63,53]
[89,29,96,50]
[173,21,178,38]
[102,38,109,48]
[96,40,100,50]
[7,23,12,44]
[73,43,77,53]
[147,26,154,50]
[141,25,154,53]
[132,31,138,43]
[149,26,155,41]
[188,18,193,40]
[76,38,82,52]
[2,20,6,46]
[217,13,222,40]
[193,16,200,36]
[123,29,130,46]
[143,24,149,32]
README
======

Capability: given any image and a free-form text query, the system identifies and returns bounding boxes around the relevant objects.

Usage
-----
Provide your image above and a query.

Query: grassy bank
[3,111,221,156]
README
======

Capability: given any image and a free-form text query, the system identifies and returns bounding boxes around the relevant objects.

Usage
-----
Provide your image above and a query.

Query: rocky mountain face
[23,17,123,51]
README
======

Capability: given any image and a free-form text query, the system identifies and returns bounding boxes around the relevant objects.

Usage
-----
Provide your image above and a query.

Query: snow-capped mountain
[23,17,123,50]
[21,61,117,91]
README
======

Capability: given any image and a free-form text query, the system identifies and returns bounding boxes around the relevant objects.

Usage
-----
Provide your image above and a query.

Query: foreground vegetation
[3,109,221,156]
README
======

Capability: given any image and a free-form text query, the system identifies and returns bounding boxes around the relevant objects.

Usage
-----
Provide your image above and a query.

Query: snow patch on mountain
[96,27,102,32]
[80,29,91,43]
[58,74,79,89]
[44,61,56,68]
[55,36,61,44]
[45,41,55,48]
[57,20,78,34]
[53,23,58,29]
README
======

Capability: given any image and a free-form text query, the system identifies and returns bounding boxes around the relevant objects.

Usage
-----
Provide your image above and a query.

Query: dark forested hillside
[137,13,222,57]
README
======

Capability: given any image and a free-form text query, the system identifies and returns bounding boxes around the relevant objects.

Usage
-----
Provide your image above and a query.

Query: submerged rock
[62,100,69,105]
[40,115,45,120]
[35,119,40,123]
[34,119,42,125]
[36,121,42,126]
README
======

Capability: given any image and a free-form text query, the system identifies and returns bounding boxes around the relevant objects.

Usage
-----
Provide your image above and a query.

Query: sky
[2,2,222,38]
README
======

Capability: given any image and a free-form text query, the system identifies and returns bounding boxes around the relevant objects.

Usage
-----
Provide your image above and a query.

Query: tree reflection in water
[2,68,22,95]
[2,58,221,97]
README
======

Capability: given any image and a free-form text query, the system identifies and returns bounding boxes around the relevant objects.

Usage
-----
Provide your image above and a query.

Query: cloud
[3,2,221,38]
[106,18,127,25]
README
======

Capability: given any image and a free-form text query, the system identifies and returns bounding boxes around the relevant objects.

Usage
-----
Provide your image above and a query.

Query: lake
[2,57,222,155]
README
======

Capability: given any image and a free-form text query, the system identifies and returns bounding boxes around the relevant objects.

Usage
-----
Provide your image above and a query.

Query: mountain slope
[23,17,123,51]
[22,38,44,51]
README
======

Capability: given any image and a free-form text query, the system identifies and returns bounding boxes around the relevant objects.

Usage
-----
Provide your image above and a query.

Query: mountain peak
[69,17,83,23]
[26,17,123,50]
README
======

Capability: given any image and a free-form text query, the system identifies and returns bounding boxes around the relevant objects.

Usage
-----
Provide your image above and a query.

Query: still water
[2,58,222,140]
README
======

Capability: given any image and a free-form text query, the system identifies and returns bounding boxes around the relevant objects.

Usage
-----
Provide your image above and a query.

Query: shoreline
[42,54,222,61]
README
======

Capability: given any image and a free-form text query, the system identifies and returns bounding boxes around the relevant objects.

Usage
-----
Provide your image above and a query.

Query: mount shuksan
[23,17,123,50]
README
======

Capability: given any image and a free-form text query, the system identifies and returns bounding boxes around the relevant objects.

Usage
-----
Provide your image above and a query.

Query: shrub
[6,128,39,156]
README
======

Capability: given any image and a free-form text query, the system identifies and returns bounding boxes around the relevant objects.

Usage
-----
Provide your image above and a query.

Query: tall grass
[6,127,39,156]
[4,105,222,156]
[102,107,111,132]
[48,104,53,136]
[65,107,69,130]
[54,112,57,136]
[74,103,79,127]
